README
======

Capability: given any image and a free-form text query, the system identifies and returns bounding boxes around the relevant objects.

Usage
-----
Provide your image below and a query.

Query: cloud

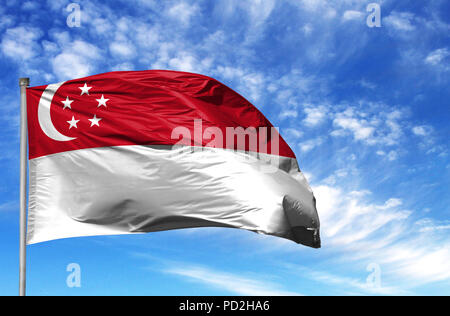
[213,0,276,40]
[165,263,300,296]
[46,0,69,11]
[52,40,102,80]
[285,264,405,295]
[302,105,327,127]
[359,79,376,90]
[384,12,416,31]
[282,128,303,139]
[1,26,43,61]
[376,150,399,161]
[322,168,350,186]
[213,66,265,102]
[165,1,199,26]
[314,184,410,247]
[331,105,405,146]
[109,41,136,59]
[244,0,276,27]
[311,183,450,287]
[279,110,298,120]
[332,112,375,141]
[0,201,17,212]
[412,125,433,136]
[299,137,324,153]
[302,23,313,36]
[342,10,363,22]
[22,1,40,11]
[111,62,134,71]
[425,48,450,66]
[415,218,450,233]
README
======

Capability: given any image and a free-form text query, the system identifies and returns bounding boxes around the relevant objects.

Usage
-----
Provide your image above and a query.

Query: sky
[0,0,449,296]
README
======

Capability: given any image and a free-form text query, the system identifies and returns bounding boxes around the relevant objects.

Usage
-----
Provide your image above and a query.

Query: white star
[79,83,92,96]
[88,115,102,127]
[67,116,80,129]
[61,97,74,110]
[96,95,109,108]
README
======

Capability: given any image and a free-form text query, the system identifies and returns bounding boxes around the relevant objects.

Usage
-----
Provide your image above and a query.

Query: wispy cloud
[0,201,18,212]
[164,263,301,296]
[384,11,416,31]
[283,264,407,295]
[309,182,450,289]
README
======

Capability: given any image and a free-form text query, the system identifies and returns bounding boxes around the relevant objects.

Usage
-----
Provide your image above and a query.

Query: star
[79,83,92,96]
[61,97,74,110]
[67,116,80,129]
[88,115,102,127]
[96,95,109,108]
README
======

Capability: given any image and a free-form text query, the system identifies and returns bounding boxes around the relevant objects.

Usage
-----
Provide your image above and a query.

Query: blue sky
[0,0,449,296]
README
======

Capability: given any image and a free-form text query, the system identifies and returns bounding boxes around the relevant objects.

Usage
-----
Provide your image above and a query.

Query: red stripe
[27,70,295,159]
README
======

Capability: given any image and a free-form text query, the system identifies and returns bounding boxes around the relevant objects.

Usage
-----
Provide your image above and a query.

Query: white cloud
[412,125,433,136]
[299,137,324,153]
[22,1,40,10]
[244,0,276,27]
[165,264,300,296]
[1,26,43,61]
[342,10,363,22]
[162,51,213,75]
[0,201,17,212]
[279,110,298,120]
[281,128,303,148]
[166,1,199,26]
[333,113,375,141]
[376,150,399,161]
[0,15,14,31]
[310,183,450,287]
[109,41,136,59]
[52,40,102,80]
[242,73,265,102]
[302,23,313,36]
[286,264,405,295]
[111,62,134,71]
[302,105,327,127]
[214,66,265,102]
[416,219,450,233]
[168,53,198,72]
[331,106,405,147]
[46,0,69,11]
[314,184,410,246]
[214,0,275,29]
[322,168,349,186]
[282,128,303,139]
[359,79,376,90]
[384,12,416,31]
[387,150,398,161]
[425,48,450,66]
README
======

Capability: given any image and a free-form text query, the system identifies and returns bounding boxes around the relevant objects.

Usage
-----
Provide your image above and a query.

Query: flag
[26,70,321,248]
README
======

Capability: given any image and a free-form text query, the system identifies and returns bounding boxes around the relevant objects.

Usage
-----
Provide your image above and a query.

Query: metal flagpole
[19,77,29,296]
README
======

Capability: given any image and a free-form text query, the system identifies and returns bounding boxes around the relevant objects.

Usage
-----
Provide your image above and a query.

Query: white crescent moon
[38,81,76,142]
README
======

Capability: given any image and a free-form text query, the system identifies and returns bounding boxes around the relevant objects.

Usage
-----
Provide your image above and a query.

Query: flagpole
[19,77,29,297]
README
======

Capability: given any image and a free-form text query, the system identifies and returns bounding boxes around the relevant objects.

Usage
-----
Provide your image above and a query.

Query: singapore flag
[26,70,321,248]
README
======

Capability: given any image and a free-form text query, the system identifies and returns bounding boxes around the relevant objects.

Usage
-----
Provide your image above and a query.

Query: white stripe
[27,145,320,246]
